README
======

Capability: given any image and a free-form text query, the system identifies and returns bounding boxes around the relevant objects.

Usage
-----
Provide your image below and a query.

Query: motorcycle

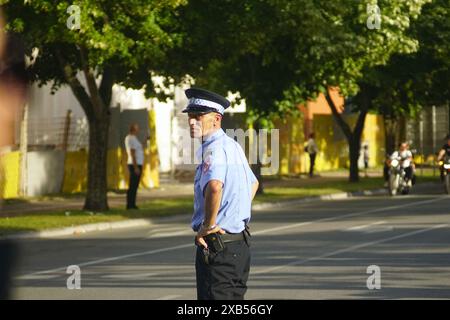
[439,158,450,194]
[388,158,411,196]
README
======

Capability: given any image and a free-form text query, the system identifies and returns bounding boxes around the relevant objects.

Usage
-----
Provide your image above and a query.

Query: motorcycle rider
[437,134,450,181]
[390,142,414,187]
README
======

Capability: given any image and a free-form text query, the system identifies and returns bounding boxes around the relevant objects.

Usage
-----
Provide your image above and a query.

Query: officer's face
[400,143,408,151]
[188,112,216,139]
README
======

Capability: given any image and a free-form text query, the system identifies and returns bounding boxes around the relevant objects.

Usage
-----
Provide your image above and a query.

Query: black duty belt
[222,232,245,243]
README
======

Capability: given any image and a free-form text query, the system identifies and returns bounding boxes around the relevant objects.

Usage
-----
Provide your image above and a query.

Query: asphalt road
[9,183,450,299]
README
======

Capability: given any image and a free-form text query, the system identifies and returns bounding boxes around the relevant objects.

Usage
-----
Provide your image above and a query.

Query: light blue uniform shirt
[191,128,258,233]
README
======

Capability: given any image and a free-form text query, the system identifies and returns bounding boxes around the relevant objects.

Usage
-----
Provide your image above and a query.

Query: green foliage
[2,0,186,97]
[170,0,431,120]
[362,0,449,119]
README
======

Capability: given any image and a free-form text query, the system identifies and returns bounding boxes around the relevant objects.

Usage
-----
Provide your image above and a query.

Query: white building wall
[26,78,177,173]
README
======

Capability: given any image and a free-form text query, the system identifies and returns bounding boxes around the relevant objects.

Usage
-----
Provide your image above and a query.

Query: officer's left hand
[196,225,225,249]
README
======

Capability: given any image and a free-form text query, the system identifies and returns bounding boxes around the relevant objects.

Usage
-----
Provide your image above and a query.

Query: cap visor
[182,105,218,114]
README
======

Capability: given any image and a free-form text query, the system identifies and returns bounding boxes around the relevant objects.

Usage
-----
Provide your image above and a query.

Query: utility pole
[19,103,29,197]
[432,105,436,177]
[419,113,424,177]
[62,109,72,151]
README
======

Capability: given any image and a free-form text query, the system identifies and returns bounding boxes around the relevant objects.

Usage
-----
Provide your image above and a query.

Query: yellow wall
[144,108,160,188]
[62,150,88,193]
[63,109,160,193]
[312,114,385,171]
[361,114,385,167]
[274,115,305,175]
[273,114,385,175]
[63,144,160,194]
[0,151,21,199]
[313,114,350,171]
[107,148,127,190]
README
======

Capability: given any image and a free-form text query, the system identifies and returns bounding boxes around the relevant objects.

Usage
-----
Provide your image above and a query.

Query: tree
[2,0,185,210]
[358,0,450,155]
[170,0,431,182]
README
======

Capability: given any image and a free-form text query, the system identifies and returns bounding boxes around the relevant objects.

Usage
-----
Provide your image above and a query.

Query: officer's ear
[214,113,222,126]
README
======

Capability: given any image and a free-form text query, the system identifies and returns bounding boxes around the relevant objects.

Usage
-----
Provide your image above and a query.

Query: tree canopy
[2,0,186,210]
[169,0,432,181]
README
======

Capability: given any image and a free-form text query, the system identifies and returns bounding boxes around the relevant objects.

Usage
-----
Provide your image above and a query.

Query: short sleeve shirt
[191,129,258,234]
[391,150,412,160]
[125,134,144,165]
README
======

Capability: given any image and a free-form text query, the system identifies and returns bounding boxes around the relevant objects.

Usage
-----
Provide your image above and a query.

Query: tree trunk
[325,87,369,183]
[383,117,397,155]
[348,135,361,182]
[56,49,115,211]
[83,114,110,211]
[252,121,264,194]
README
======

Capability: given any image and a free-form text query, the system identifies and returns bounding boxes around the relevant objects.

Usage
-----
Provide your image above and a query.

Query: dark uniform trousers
[195,239,251,300]
[309,152,316,177]
[127,164,142,209]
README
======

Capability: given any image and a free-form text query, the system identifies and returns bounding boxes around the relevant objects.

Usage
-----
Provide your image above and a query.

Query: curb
[252,181,439,210]
[2,218,153,240]
[2,182,437,240]
[251,188,387,210]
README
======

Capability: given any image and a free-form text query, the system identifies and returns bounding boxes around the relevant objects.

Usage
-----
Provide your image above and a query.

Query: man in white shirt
[125,123,144,209]
[305,133,319,177]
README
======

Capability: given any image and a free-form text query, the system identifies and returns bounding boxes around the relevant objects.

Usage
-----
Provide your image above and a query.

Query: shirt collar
[195,128,225,162]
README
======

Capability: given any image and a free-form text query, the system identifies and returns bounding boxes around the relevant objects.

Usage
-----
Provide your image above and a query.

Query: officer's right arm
[251,180,259,201]
[196,180,226,249]
[203,180,223,228]
[200,148,227,228]
[249,169,259,200]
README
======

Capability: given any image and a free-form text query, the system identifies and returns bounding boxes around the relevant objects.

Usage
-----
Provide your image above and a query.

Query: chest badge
[202,153,212,173]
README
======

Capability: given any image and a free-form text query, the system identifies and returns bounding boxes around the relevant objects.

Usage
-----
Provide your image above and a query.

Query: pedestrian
[124,123,144,210]
[182,88,259,300]
[363,144,370,177]
[305,133,319,177]
[437,134,450,181]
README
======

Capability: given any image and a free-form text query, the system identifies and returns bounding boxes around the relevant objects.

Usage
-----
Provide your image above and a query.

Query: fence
[0,109,160,199]
[26,110,89,152]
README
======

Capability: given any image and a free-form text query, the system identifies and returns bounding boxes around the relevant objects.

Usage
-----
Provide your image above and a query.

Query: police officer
[182,88,259,300]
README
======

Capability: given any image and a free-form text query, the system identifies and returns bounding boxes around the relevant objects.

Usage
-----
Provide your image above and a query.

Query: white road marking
[101,273,160,279]
[18,243,193,279]
[147,226,187,234]
[345,220,386,231]
[146,230,192,239]
[252,197,444,236]
[365,226,394,233]
[17,274,60,280]
[18,196,447,279]
[253,223,448,275]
